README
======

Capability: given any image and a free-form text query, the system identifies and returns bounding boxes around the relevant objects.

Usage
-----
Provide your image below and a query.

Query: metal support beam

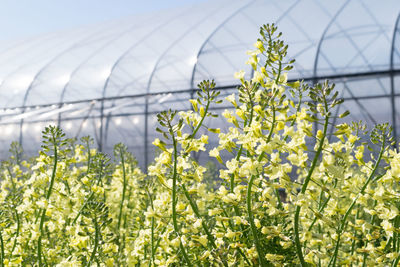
[390,11,400,147]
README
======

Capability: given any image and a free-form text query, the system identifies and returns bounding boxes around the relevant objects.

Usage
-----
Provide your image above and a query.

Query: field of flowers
[1,24,400,266]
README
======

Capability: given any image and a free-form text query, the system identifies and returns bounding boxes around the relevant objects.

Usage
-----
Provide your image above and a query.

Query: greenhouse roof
[0,0,398,108]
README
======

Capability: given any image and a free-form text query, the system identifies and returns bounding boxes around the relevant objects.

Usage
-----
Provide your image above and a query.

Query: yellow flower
[209,148,222,163]
[234,70,245,81]
[254,40,263,49]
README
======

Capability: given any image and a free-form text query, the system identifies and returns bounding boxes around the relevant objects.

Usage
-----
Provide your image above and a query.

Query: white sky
[0,0,206,41]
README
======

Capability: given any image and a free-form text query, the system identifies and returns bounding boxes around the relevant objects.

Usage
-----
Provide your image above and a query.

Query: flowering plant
[0,24,399,266]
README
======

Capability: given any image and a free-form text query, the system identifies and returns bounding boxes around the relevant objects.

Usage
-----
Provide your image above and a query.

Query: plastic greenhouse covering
[0,0,399,168]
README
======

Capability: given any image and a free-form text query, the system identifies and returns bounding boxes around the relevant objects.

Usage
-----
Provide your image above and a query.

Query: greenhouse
[0,0,399,168]
[3,1,400,265]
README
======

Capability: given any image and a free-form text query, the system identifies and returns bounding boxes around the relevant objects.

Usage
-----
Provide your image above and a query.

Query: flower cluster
[0,24,399,266]
[0,133,147,266]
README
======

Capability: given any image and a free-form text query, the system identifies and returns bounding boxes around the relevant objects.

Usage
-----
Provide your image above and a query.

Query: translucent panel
[193,0,346,85]
[316,0,399,76]
[340,96,392,126]
[21,120,58,155]
[395,75,400,93]
[103,7,192,98]
[0,123,20,159]
[395,97,400,137]
[25,21,139,106]
[392,14,400,69]
[0,28,97,108]
[104,115,146,165]
[340,76,390,98]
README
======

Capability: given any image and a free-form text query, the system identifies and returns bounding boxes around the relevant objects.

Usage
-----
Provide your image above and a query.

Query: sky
[0,0,206,41]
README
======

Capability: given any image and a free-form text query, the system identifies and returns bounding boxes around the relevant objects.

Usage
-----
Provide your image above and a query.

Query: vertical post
[390,11,400,147]
[144,94,149,171]
[99,99,104,152]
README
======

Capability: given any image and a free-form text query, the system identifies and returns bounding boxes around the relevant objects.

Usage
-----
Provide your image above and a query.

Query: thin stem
[73,192,95,224]
[246,103,275,266]
[294,103,329,267]
[86,141,92,176]
[38,141,58,266]
[227,87,256,243]
[329,139,385,267]
[350,207,360,257]
[0,231,4,267]
[181,185,215,248]
[117,148,127,230]
[181,184,229,267]
[190,92,210,139]
[72,169,104,224]
[392,256,400,267]
[229,83,255,194]
[146,189,155,266]
[170,125,192,267]
[308,176,337,233]
[247,175,266,266]
[10,210,20,259]
[221,210,253,266]
[87,218,99,267]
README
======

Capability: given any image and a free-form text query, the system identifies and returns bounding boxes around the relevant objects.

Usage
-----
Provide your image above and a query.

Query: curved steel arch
[144,1,233,94]
[142,0,232,168]
[0,30,92,144]
[97,7,192,153]
[313,0,350,78]
[57,18,155,105]
[54,19,155,142]
[17,24,118,144]
[0,32,78,98]
[389,9,400,145]
[189,0,255,89]
[21,26,112,106]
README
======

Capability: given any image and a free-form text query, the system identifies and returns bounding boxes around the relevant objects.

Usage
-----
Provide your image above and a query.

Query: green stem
[395,217,400,253]
[117,149,127,230]
[38,142,58,266]
[275,61,282,85]
[10,210,20,260]
[87,218,99,267]
[72,171,104,224]
[227,88,256,242]
[392,255,400,267]
[246,104,276,266]
[85,138,92,176]
[0,231,4,267]
[308,175,337,233]
[170,128,192,267]
[396,216,400,253]
[329,139,385,267]
[181,185,215,247]
[229,82,255,194]
[307,195,330,232]
[360,201,377,266]
[275,93,303,211]
[73,192,94,224]
[152,220,170,259]
[190,94,210,139]
[181,184,229,267]
[350,207,360,257]
[145,189,155,266]
[294,107,329,267]
[247,175,265,266]
[267,105,283,210]
[221,210,252,266]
